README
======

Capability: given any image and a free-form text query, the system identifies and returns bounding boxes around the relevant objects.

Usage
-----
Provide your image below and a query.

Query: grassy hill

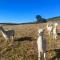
[48,16,60,23]
[0,23,60,60]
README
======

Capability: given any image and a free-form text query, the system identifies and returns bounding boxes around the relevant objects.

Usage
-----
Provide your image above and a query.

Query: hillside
[48,16,60,23]
[0,23,60,60]
[0,22,36,25]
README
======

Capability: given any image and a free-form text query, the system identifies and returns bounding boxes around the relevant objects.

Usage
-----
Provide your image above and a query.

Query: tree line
[36,15,47,23]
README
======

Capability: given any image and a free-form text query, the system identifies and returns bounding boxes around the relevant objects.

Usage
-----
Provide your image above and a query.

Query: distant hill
[0,16,60,25]
[48,16,60,22]
[0,23,19,25]
[0,21,46,25]
[0,22,36,25]
[1,16,60,25]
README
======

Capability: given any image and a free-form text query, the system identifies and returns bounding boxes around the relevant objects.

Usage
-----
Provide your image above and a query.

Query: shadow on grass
[57,33,60,35]
[51,49,60,60]
[14,36,33,41]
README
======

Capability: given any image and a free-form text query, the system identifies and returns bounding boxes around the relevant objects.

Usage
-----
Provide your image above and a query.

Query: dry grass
[0,23,60,60]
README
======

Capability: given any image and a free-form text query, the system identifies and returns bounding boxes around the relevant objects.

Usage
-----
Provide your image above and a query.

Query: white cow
[46,23,53,36]
[53,23,58,40]
[37,28,46,60]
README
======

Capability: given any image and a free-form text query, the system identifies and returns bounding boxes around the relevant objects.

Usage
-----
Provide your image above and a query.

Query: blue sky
[0,0,60,23]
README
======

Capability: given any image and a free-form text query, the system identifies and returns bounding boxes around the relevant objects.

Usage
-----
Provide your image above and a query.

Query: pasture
[0,23,60,60]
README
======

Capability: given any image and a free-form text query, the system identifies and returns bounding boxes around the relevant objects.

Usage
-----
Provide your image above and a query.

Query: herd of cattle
[0,22,60,60]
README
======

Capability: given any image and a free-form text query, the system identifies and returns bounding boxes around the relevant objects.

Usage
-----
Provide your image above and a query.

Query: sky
[0,0,60,23]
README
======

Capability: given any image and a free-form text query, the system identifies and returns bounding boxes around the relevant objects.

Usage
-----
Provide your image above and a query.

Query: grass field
[0,23,60,60]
